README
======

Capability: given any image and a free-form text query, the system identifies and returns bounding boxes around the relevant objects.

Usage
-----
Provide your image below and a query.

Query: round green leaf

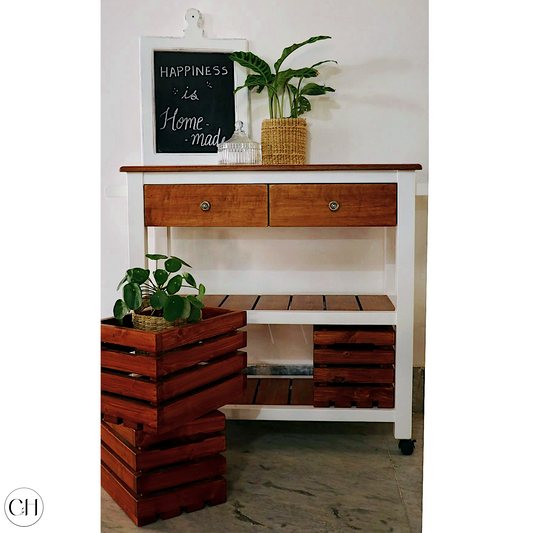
[154,269,169,285]
[198,284,206,302]
[180,297,191,319]
[165,258,182,273]
[150,291,168,310]
[189,305,201,323]
[167,275,183,294]
[187,295,205,309]
[113,299,129,320]
[172,256,192,268]
[123,283,142,310]
[130,268,150,284]
[183,272,196,288]
[163,295,185,322]
[145,253,168,261]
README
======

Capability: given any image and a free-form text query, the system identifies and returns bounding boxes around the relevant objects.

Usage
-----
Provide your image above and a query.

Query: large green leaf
[154,269,169,285]
[229,51,273,82]
[167,275,183,294]
[180,297,191,319]
[113,299,129,320]
[123,283,142,310]
[310,59,338,69]
[150,291,168,310]
[189,305,202,323]
[234,74,269,94]
[145,254,167,261]
[187,295,205,309]
[164,258,181,273]
[183,272,196,287]
[300,83,336,96]
[171,256,192,268]
[291,96,311,117]
[163,295,185,322]
[274,36,331,73]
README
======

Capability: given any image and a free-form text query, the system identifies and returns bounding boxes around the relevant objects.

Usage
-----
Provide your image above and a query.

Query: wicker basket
[132,298,188,331]
[261,118,306,165]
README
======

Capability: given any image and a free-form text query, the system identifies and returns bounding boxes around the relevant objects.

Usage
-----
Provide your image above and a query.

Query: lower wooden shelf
[221,377,396,423]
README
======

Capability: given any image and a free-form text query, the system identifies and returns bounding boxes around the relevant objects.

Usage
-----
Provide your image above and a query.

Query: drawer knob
[200,201,211,212]
[329,201,340,212]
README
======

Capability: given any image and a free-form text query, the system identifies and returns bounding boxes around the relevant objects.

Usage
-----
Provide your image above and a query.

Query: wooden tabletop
[120,164,423,173]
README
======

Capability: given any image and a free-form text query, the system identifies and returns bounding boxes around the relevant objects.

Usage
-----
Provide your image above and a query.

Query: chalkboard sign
[154,51,236,154]
[140,9,249,165]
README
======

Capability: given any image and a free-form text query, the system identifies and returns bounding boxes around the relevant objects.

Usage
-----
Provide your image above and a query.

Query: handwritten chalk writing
[181,87,199,100]
[159,107,204,131]
[159,65,229,77]
[190,128,226,146]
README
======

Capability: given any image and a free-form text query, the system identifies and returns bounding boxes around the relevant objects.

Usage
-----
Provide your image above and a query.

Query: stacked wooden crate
[101,307,247,526]
[313,325,395,408]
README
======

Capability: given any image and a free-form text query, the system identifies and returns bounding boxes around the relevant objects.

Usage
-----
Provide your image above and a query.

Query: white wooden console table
[121,164,422,444]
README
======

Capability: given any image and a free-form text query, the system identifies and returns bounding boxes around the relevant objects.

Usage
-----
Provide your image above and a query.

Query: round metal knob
[329,201,340,212]
[200,201,211,211]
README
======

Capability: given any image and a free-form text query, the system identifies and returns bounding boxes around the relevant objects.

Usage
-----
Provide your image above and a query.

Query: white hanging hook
[183,8,204,38]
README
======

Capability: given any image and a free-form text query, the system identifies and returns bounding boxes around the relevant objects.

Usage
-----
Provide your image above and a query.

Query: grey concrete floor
[102,414,423,533]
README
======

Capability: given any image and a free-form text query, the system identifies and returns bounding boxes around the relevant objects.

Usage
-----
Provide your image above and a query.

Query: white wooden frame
[124,168,417,441]
[140,8,249,165]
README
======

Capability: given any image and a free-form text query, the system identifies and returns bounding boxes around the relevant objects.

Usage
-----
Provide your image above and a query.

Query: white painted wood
[247,310,396,326]
[222,404,396,422]
[384,226,397,299]
[126,173,147,268]
[416,182,428,196]
[393,171,416,439]
[143,171,399,185]
[104,185,127,198]
[140,9,249,165]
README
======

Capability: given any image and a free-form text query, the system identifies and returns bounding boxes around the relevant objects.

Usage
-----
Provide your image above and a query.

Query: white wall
[101,0,428,365]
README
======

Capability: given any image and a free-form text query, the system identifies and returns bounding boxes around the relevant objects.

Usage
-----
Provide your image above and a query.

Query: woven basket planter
[261,118,306,165]
[132,310,188,331]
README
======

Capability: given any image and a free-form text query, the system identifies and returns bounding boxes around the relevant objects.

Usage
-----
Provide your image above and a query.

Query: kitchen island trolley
[120,164,422,453]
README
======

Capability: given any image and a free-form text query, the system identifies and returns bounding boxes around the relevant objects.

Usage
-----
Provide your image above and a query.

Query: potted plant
[230,36,336,165]
[113,253,206,331]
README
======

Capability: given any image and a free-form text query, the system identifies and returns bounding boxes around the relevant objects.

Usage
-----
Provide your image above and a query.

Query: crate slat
[313,366,394,384]
[314,346,395,365]
[237,377,259,404]
[106,411,225,449]
[313,385,394,408]
[314,326,395,346]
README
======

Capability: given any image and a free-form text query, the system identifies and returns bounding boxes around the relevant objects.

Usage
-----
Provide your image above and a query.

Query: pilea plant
[230,36,336,119]
[113,254,206,324]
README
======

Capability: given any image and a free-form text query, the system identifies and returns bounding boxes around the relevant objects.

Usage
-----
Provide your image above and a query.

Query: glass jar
[217,121,262,165]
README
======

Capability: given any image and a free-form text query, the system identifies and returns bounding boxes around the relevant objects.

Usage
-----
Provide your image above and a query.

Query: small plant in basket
[113,254,206,329]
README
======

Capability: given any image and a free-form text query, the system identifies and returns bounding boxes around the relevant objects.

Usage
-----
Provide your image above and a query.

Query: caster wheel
[398,439,416,455]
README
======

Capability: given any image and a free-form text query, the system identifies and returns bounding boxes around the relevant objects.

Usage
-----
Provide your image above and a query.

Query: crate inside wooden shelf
[313,325,395,409]
[101,410,227,527]
[101,307,247,434]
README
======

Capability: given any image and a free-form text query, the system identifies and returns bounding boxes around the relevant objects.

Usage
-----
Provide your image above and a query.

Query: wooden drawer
[144,184,268,227]
[269,184,397,227]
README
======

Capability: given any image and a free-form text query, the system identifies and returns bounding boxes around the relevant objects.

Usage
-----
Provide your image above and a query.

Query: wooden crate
[101,307,247,433]
[313,325,395,408]
[102,463,226,527]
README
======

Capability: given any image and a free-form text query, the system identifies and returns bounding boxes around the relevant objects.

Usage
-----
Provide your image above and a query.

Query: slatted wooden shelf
[201,294,396,326]
[234,378,315,406]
